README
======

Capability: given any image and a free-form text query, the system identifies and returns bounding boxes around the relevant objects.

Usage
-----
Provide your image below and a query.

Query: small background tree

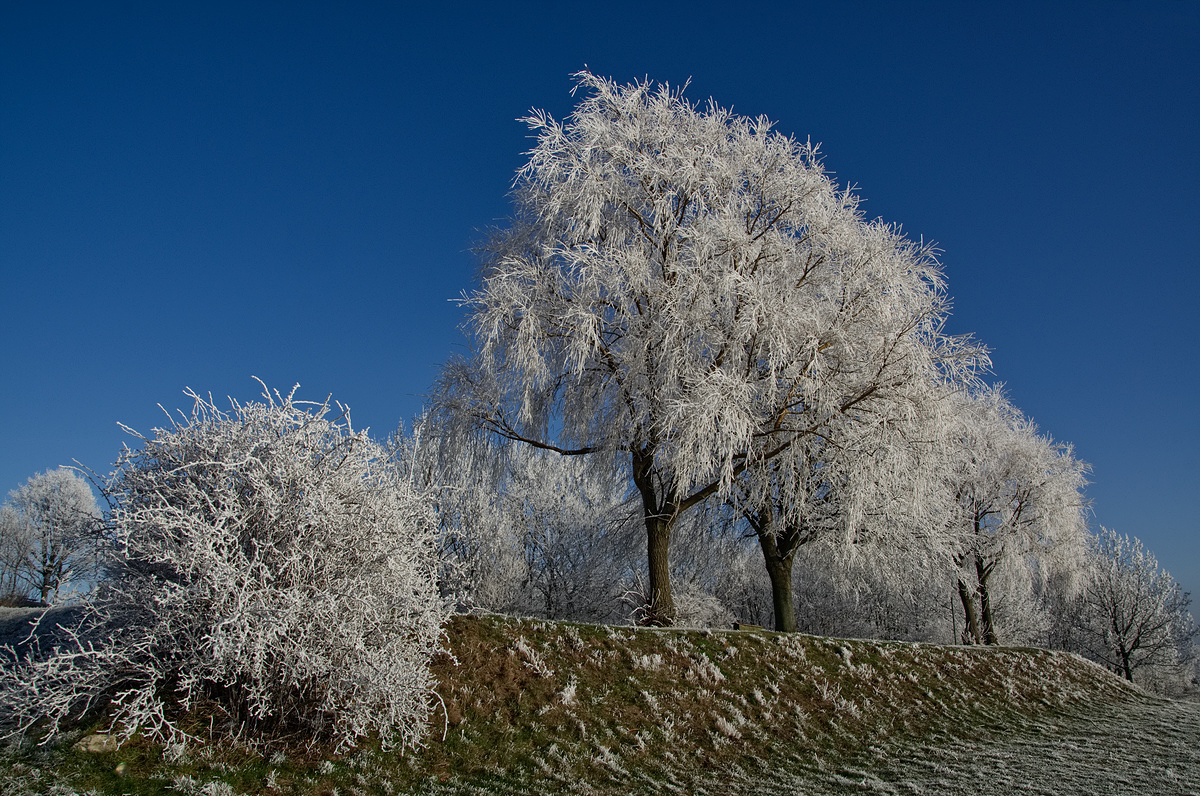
[941,387,1088,645]
[1,384,446,752]
[1073,528,1196,688]
[0,468,101,605]
[411,430,640,623]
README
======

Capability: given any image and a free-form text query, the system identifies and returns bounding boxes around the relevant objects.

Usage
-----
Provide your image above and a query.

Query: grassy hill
[3,612,1191,795]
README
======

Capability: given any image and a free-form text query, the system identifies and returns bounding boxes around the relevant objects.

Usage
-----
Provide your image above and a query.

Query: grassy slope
[1,613,1152,795]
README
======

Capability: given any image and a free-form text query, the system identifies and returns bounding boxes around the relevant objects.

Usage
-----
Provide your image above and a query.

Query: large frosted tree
[440,71,976,623]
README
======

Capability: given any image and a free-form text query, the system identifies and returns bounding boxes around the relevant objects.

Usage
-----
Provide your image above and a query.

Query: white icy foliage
[0,386,446,752]
[503,450,641,620]
[408,427,640,623]
[942,386,1089,643]
[442,70,979,618]
[411,423,757,627]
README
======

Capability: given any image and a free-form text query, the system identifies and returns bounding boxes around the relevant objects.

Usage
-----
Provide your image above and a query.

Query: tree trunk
[37,553,54,604]
[1120,645,1134,681]
[633,446,676,625]
[644,513,675,624]
[957,577,981,644]
[759,533,797,633]
[976,557,999,645]
[749,507,807,633]
[978,586,997,645]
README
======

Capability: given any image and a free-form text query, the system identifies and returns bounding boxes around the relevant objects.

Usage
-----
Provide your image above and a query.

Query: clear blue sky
[3,2,1197,598]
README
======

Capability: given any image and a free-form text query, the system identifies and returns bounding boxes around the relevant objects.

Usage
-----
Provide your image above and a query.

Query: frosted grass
[408,696,1200,795]
[745,697,1200,795]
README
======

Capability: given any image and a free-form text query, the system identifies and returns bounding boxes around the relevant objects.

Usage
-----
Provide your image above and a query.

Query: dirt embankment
[2,612,1168,795]
[405,614,1142,793]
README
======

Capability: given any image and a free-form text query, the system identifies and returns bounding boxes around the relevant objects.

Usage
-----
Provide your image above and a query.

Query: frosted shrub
[0,385,446,752]
[670,581,736,630]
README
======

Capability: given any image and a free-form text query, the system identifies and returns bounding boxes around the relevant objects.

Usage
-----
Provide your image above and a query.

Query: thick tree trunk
[644,513,675,624]
[749,508,806,633]
[633,446,676,625]
[957,577,981,644]
[759,533,797,633]
[976,557,999,645]
[978,587,997,645]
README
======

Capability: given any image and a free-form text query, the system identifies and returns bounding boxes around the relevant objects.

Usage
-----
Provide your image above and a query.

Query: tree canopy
[440,70,981,621]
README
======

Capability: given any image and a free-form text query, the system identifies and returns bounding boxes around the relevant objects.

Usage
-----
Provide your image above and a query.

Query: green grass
[1,614,1146,795]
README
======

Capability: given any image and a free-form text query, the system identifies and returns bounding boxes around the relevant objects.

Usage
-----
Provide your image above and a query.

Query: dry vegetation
[4,612,1191,795]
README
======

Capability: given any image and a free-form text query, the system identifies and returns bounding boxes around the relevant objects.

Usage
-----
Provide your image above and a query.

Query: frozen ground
[3,612,1196,794]
[402,695,1200,796]
[751,696,1200,795]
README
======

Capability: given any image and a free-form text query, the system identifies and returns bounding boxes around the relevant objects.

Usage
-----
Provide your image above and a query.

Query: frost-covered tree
[0,385,446,752]
[942,388,1088,645]
[439,70,978,623]
[633,496,761,628]
[0,468,101,604]
[1074,528,1196,684]
[788,540,952,642]
[410,421,757,627]
[505,451,640,620]
[400,422,641,623]
[396,426,522,612]
[0,505,33,600]
[738,402,956,634]
[736,441,838,634]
